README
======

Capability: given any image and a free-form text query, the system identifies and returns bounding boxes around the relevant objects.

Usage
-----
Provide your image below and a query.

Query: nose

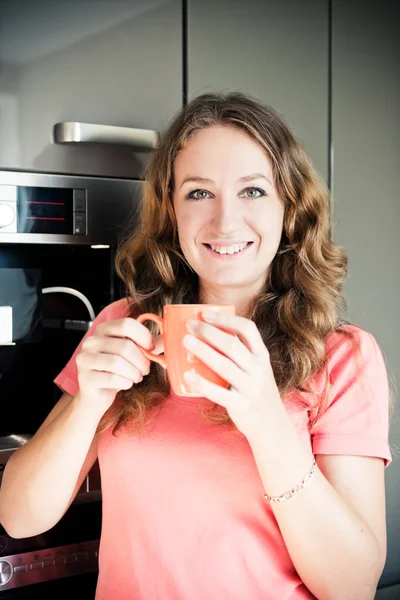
[210,195,244,234]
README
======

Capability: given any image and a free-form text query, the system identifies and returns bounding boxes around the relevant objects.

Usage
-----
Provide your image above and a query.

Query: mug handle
[136,313,167,370]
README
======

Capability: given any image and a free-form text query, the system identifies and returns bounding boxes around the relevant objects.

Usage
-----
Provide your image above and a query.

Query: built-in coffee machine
[0,169,142,596]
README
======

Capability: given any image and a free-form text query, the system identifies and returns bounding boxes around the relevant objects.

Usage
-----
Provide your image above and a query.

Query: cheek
[176,209,204,247]
[176,221,196,260]
[253,208,284,243]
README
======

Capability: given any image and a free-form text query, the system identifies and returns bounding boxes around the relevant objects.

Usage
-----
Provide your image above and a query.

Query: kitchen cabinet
[0,0,182,178]
[331,0,400,591]
[187,0,329,182]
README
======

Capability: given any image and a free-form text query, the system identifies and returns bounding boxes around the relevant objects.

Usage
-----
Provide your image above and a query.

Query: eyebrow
[179,173,273,189]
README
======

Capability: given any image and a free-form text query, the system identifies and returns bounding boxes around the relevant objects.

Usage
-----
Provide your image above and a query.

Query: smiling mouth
[203,241,253,256]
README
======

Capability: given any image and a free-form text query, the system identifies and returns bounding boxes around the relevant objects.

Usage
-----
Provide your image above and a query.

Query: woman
[0,93,391,600]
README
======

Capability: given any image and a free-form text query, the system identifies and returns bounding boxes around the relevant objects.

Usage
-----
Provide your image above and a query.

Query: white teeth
[210,242,248,254]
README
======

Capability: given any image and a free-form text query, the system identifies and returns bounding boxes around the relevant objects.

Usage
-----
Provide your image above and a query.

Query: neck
[198,283,260,318]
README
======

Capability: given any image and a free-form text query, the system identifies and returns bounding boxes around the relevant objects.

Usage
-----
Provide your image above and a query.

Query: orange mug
[136,304,236,397]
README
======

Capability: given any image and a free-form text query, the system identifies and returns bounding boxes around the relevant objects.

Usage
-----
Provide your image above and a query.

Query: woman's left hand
[183,309,288,440]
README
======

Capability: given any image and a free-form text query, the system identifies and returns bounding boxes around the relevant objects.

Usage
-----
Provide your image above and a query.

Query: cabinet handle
[52,122,158,150]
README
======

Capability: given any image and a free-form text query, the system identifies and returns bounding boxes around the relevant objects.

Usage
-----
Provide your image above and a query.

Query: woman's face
[172,125,285,294]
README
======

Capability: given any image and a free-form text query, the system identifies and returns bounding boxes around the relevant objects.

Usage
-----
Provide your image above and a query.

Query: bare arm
[0,316,158,539]
[249,416,387,600]
[0,391,102,538]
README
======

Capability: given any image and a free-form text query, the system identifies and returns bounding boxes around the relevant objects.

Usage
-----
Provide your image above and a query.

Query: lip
[204,240,253,246]
[202,241,253,259]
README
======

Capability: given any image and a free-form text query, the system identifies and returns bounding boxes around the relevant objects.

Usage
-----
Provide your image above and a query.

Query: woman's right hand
[75,318,164,414]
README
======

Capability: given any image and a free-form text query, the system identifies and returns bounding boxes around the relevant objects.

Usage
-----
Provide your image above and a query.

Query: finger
[186,320,252,372]
[153,334,164,356]
[96,318,155,351]
[77,351,143,383]
[183,334,247,391]
[83,335,151,376]
[183,370,234,409]
[202,311,266,356]
[84,371,135,391]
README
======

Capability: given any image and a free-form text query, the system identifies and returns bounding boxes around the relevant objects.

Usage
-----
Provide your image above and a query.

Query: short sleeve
[311,326,392,466]
[53,298,131,398]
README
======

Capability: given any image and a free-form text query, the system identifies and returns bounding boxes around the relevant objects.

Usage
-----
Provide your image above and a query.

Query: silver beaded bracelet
[265,457,318,503]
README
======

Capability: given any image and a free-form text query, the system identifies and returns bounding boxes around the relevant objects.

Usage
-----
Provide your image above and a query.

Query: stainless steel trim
[0,170,143,245]
[0,539,99,590]
[53,122,158,150]
[0,186,17,202]
[0,434,32,451]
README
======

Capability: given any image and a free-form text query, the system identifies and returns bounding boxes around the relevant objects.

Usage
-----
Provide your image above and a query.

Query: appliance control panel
[0,539,99,590]
[0,169,143,246]
[0,184,86,235]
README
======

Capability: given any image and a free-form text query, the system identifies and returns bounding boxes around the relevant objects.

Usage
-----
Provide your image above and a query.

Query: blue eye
[243,187,267,199]
[185,186,267,201]
[185,189,211,201]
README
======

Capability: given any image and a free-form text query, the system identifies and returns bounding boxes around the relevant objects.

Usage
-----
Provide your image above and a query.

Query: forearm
[247,413,383,600]
[0,393,101,537]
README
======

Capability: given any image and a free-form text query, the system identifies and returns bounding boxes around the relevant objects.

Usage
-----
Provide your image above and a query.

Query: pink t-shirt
[54,298,392,600]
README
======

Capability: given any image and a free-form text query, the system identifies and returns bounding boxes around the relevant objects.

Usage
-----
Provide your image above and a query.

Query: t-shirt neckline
[168,389,215,407]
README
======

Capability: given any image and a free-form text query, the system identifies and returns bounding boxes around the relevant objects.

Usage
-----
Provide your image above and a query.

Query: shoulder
[318,322,390,421]
[309,323,391,465]
[302,322,389,417]
[324,323,386,379]
[94,297,132,324]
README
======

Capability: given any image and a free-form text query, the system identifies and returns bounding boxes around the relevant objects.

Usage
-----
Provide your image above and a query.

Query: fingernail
[186,319,198,330]
[184,370,198,382]
[203,310,217,322]
[184,334,198,348]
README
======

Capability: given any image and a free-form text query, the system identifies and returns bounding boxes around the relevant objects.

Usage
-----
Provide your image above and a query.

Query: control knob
[0,560,12,585]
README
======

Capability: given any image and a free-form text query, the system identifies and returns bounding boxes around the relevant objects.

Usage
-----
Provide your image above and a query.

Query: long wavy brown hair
[98,91,355,437]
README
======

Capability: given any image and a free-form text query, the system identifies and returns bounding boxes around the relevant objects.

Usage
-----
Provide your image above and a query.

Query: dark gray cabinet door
[331,0,400,591]
[0,0,182,178]
[188,0,329,182]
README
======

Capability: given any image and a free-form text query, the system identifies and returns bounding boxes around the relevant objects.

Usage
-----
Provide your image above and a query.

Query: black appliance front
[0,170,142,596]
[0,504,101,598]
